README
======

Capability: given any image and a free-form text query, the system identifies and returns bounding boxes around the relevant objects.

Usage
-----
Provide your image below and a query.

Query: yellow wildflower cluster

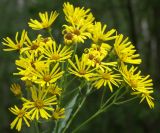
[2,2,154,132]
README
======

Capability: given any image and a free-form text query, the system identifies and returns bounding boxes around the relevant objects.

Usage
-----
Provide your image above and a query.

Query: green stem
[62,82,91,133]
[34,121,40,133]
[64,77,76,90]
[101,102,114,112]
[72,87,124,133]
[101,88,120,108]
[100,88,107,107]
[52,121,58,133]
[73,43,78,55]
[114,96,138,105]
[47,28,54,41]
[60,62,65,88]
[63,80,87,98]
[72,103,113,133]
[62,96,87,133]
[63,86,79,98]
[72,111,101,133]
[71,86,131,133]
[114,87,129,102]
[71,43,78,61]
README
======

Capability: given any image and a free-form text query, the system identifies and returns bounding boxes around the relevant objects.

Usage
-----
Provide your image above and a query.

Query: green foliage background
[0,0,160,133]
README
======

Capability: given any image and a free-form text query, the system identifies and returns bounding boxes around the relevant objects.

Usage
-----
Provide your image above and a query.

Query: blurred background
[0,0,160,133]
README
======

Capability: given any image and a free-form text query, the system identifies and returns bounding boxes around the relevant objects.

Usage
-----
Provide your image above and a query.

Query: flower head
[63,2,94,45]
[83,43,111,68]
[63,2,94,27]
[91,22,117,43]
[42,40,73,62]
[91,68,122,91]
[15,51,46,81]
[132,87,154,108]
[10,83,22,97]
[2,30,27,52]
[21,34,53,55]
[32,62,64,86]
[9,105,31,131]
[48,84,62,96]
[63,24,92,44]
[52,106,65,120]
[120,64,154,108]
[68,55,95,80]
[28,11,59,30]
[114,34,142,64]
[22,86,57,120]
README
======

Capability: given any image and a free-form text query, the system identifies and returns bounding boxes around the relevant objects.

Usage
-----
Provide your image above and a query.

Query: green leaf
[52,92,79,133]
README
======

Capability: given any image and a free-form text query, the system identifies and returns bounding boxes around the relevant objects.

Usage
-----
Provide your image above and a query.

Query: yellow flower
[63,2,94,44]
[22,86,57,120]
[114,34,142,64]
[48,84,62,96]
[16,51,46,70]
[63,24,92,44]
[120,64,154,108]
[28,11,59,30]
[15,51,46,81]
[83,48,102,67]
[132,88,154,109]
[10,83,22,97]
[83,44,117,71]
[52,106,65,120]
[63,2,94,27]
[2,30,27,52]
[83,43,111,67]
[91,68,122,91]
[120,64,152,90]
[32,62,64,86]
[63,32,74,45]
[9,105,31,131]
[92,61,117,72]
[92,43,111,57]
[42,40,73,62]
[21,34,53,55]
[91,22,117,43]
[68,55,95,80]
